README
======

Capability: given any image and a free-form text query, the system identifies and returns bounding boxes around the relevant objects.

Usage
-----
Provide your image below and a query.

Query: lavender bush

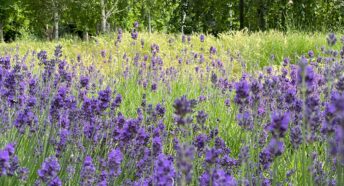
[0,30,343,185]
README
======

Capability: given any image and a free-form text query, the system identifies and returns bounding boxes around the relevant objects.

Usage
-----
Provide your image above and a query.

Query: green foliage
[0,0,30,42]
[1,0,344,41]
[67,0,99,34]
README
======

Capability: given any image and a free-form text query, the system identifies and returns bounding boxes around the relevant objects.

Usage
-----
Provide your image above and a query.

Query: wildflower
[211,72,218,85]
[153,154,175,186]
[152,136,162,156]
[131,29,138,40]
[237,111,253,130]
[108,148,123,177]
[133,21,139,28]
[225,98,231,107]
[268,112,290,138]
[200,34,205,42]
[80,156,96,186]
[327,33,337,46]
[155,103,166,117]
[111,94,122,110]
[182,35,186,43]
[283,57,290,66]
[210,46,217,55]
[196,110,208,127]
[234,79,250,105]
[17,167,29,182]
[37,156,61,184]
[0,149,10,176]
[173,96,196,125]
[290,125,303,149]
[151,83,157,92]
[200,169,237,186]
[175,143,194,184]
[194,134,209,152]
[49,177,62,186]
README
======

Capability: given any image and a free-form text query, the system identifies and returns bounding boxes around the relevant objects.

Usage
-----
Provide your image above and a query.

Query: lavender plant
[0,30,343,186]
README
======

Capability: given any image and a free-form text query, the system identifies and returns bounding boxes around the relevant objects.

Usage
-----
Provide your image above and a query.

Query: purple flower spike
[210,46,217,55]
[153,154,175,186]
[80,156,96,186]
[327,33,337,46]
[268,112,290,138]
[108,148,123,177]
[37,156,61,184]
[134,21,139,28]
[200,34,205,42]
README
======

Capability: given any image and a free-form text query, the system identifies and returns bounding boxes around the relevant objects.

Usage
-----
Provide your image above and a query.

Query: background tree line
[0,0,344,42]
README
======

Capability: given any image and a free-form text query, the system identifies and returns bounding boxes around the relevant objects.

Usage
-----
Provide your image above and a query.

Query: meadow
[0,30,343,186]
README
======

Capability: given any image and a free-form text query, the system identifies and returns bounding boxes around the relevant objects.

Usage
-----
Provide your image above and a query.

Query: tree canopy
[0,0,344,41]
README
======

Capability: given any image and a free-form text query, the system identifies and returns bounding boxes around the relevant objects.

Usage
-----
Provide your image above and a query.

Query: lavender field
[0,30,343,186]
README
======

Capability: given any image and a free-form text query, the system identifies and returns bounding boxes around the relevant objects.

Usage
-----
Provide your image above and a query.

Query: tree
[130,0,176,33]
[100,0,128,33]
[24,0,67,40]
[67,0,99,41]
[2,0,344,41]
[137,0,158,33]
[0,0,29,42]
[239,0,244,30]
[0,0,13,42]
[281,0,287,31]
[257,0,266,31]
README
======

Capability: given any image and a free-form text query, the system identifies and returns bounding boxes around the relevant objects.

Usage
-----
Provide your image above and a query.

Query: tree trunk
[182,11,186,34]
[0,22,4,43]
[148,11,152,34]
[83,31,89,42]
[107,22,111,32]
[53,11,59,40]
[45,24,51,41]
[239,0,244,30]
[101,0,107,33]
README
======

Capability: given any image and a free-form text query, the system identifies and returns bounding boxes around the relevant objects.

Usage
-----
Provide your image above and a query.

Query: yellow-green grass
[1,31,340,75]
